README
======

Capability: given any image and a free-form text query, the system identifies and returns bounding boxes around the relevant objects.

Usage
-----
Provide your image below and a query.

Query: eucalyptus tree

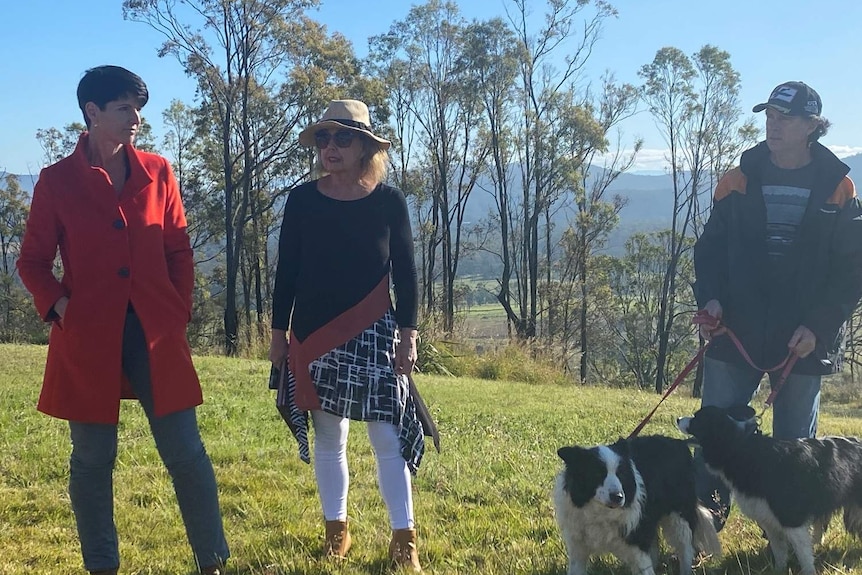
[160,99,226,349]
[0,174,31,341]
[638,45,755,392]
[162,100,222,253]
[601,230,695,388]
[371,0,487,333]
[604,233,662,388]
[34,115,156,168]
[459,17,523,337]
[124,0,370,354]
[565,76,641,383]
[543,95,606,361]
[367,27,434,319]
[35,123,87,166]
[506,0,617,339]
[689,46,759,234]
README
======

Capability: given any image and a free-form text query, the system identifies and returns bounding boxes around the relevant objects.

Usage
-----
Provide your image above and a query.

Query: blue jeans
[694,356,821,529]
[68,311,229,572]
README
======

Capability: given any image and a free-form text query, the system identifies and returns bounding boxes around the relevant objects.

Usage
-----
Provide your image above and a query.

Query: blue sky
[3,0,861,175]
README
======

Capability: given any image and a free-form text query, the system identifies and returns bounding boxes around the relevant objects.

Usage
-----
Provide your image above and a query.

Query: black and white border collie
[553,435,721,575]
[677,405,862,575]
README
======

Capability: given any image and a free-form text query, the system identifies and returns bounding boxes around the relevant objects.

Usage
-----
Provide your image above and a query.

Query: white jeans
[311,410,414,529]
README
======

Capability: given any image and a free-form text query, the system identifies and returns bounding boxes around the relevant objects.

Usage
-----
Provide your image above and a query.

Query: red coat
[17,133,203,423]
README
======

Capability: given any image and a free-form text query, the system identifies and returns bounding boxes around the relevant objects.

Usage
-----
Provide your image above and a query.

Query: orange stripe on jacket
[828,176,856,208]
[714,168,747,202]
[289,275,392,411]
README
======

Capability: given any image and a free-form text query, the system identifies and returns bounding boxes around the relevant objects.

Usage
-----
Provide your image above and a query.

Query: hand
[788,325,817,358]
[395,328,418,376]
[269,329,289,365]
[53,296,69,320]
[699,299,725,340]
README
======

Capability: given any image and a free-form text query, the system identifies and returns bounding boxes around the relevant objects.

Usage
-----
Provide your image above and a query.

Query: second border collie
[678,405,862,575]
[553,435,721,575]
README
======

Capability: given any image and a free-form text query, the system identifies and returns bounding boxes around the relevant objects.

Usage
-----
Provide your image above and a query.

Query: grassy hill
[3,344,862,574]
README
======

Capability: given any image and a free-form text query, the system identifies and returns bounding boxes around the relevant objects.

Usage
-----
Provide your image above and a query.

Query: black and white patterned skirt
[277,310,425,472]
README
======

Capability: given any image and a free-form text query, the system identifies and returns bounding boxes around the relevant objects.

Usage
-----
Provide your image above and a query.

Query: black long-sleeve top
[271,180,419,341]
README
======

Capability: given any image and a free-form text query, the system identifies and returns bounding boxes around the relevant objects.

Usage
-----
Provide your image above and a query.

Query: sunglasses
[314,129,358,149]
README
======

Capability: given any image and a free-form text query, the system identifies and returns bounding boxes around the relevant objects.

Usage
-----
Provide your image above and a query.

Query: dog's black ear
[725,404,759,435]
[696,405,722,420]
[611,437,630,456]
[727,404,756,422]
[677,415,694,434]
[557,445,587,464]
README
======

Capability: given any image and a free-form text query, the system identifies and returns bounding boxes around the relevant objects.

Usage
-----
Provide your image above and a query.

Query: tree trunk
[579,233,588,384]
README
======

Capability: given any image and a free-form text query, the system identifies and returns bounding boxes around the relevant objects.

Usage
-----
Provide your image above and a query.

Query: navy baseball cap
[753,81,822,116]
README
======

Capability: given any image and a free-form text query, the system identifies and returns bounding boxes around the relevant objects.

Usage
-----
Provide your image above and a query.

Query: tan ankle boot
[324,519,352,559]
[389,528,421,571]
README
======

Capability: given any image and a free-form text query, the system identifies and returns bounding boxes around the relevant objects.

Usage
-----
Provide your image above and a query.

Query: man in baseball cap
[691,80,861,531]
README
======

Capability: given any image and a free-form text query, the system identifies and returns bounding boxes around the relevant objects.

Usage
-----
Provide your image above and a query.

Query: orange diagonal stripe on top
[289,275,392,411]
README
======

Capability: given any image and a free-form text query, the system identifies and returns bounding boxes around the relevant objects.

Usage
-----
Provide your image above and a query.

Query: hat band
[329,118,372,132]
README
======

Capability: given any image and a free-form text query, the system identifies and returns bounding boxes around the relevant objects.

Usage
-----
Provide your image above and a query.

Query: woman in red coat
[16,66,228,575]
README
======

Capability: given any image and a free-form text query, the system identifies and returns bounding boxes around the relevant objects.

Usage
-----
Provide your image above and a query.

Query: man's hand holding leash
[699,299,726,341]
[787,325,816,358]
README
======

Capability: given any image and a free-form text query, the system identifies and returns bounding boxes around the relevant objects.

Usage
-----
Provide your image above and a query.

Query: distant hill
[462,168,674,233]
[460,151,862,255]
[844,152,862,174]
[6,150,861,252]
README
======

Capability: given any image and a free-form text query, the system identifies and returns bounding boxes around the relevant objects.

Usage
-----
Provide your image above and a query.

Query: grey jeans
[68,310,229,572]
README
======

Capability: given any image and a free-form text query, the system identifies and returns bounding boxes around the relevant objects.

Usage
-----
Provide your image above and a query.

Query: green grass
[3,343,862,574]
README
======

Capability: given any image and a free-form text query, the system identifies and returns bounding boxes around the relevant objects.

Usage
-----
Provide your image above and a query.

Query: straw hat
[298,99,391,149]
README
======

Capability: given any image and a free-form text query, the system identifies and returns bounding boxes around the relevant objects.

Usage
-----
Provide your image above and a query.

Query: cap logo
[771,85,798,103]
[804,100,819,114]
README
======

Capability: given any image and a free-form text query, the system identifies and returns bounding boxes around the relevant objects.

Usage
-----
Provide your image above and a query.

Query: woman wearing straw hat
[269,99,423,571]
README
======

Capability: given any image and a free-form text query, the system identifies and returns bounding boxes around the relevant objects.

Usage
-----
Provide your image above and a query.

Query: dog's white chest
[553,473,641,554]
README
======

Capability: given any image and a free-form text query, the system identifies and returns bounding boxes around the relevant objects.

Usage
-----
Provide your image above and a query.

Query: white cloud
[599,144,862,174]
[595,148,670,174]
[827,145,862,159]
[630,148,672,173]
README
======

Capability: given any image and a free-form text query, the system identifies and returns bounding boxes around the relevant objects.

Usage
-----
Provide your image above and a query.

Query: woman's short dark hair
[77,65,149,127]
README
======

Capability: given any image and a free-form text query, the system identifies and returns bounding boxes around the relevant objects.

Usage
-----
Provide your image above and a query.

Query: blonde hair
[313,134,389,184]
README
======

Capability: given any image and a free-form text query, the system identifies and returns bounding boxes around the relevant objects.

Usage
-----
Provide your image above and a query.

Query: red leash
[628,310,798,439]
[627,342,711,439]
[691,310,798,408]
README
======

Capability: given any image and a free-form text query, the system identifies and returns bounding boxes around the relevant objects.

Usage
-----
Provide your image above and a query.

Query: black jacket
[694,141,862,375]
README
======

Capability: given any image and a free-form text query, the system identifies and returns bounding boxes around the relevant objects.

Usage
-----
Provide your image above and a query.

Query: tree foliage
[0,174,44,342]
[638,44,755,392]
[10,3,774,387]
[124,0,377,354]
